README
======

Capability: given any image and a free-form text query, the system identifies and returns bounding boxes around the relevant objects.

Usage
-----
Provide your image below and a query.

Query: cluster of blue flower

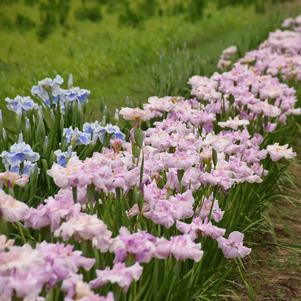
[64,122,125,146]
[5,96,39,115]
[0,135,40,175]
[58,122,125,166]
[54,146,76,167]
[1,75,126,171]
[5,75,90,114]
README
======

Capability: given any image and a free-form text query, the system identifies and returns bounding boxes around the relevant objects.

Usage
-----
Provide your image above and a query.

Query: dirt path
[233,142,301,301]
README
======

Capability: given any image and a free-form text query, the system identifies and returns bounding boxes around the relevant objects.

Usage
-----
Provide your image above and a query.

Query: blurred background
[0,0,300,117]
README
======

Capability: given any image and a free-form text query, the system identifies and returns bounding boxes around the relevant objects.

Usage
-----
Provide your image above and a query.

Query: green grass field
[0,0,301,118]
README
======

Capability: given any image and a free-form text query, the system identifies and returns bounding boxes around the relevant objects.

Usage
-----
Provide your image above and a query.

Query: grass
[0,0,301,119]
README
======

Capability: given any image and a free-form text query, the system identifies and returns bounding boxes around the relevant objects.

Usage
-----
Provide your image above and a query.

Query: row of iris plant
[1,15,301,301]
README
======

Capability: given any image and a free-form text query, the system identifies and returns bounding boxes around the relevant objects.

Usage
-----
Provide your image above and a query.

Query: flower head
[54,213,112,252]
[5,96,39,115]
[267,143,296,161]
[0,189,29,222]
[31,75,64,106]
[64,127,91,146]
[176,218,225,241]
[110,227,156,263]
[0,139,40,176]
[48,156,90,188]
[169,235,203,262]
[119,107,153,122]
[61,87,90,105]
[54,146,77,167]
[90,262,143,292]
[217,231,251,259]
[198,194,224,222]
[0,171,29,187]
[0,235,14,251]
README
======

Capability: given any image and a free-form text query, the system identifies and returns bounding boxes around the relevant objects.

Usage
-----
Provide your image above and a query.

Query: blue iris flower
[64,127,91,145]
[83,121,107,143]
[5,95,39,115]
[31,75,63,108]
[10,164,20,174]
[0,137,40,175]
[54,146,77,167]
[82,122,126,143]
[112,131,126,141]
[105,124,120,134]
[31,75,90,113]
[62,88,90,105]
[23,161,38,175]
[105,124,126,141]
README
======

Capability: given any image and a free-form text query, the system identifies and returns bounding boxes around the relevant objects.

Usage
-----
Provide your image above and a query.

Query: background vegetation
[0,0,300,118]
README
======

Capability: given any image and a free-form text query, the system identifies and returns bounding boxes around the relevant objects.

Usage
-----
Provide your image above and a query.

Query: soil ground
[233,141,301,301]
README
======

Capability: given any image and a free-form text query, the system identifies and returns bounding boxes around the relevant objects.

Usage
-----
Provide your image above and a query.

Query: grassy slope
[0,1,301,118]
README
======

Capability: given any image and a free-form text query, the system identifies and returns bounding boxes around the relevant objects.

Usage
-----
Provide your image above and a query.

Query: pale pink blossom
[47,157,90,188]
[54,213,112,252]
[217,59,231,70]
[217,231,251,259]
[248,101,281,117]
[0,244,42,273]
[24,191,81,231]
[63,276,114,301]
[0,172,29,187]
[0,235,14,251]
[218,116,249,130]
[90,262,143,292]
[143,96,178,114]
[169,235,203,262]
[198,195,224,222]
[119,107,153,122]
[176,218,225,240]
[188,76,221,101]
[0,242,95,300]
[126,203,140,218]
[142,186,194,228]
[110,227,156,263]
[267,143,296,161]
[0,189,29,222]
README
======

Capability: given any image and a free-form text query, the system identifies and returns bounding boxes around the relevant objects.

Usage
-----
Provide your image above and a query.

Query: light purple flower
[119,107,153,122]
[176,218,225,240]
[0,235,14,251]
[90,262,143,292]
[24,190,81,231]
[62,275,114,301]
[198,194,224,222]
[110,227,156,263]
[267,143,296,161]
[217,231,251,259]
[169,235,203,262]
[0,189,29,222]
[54,213,112,252]
[47,157,91,188]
